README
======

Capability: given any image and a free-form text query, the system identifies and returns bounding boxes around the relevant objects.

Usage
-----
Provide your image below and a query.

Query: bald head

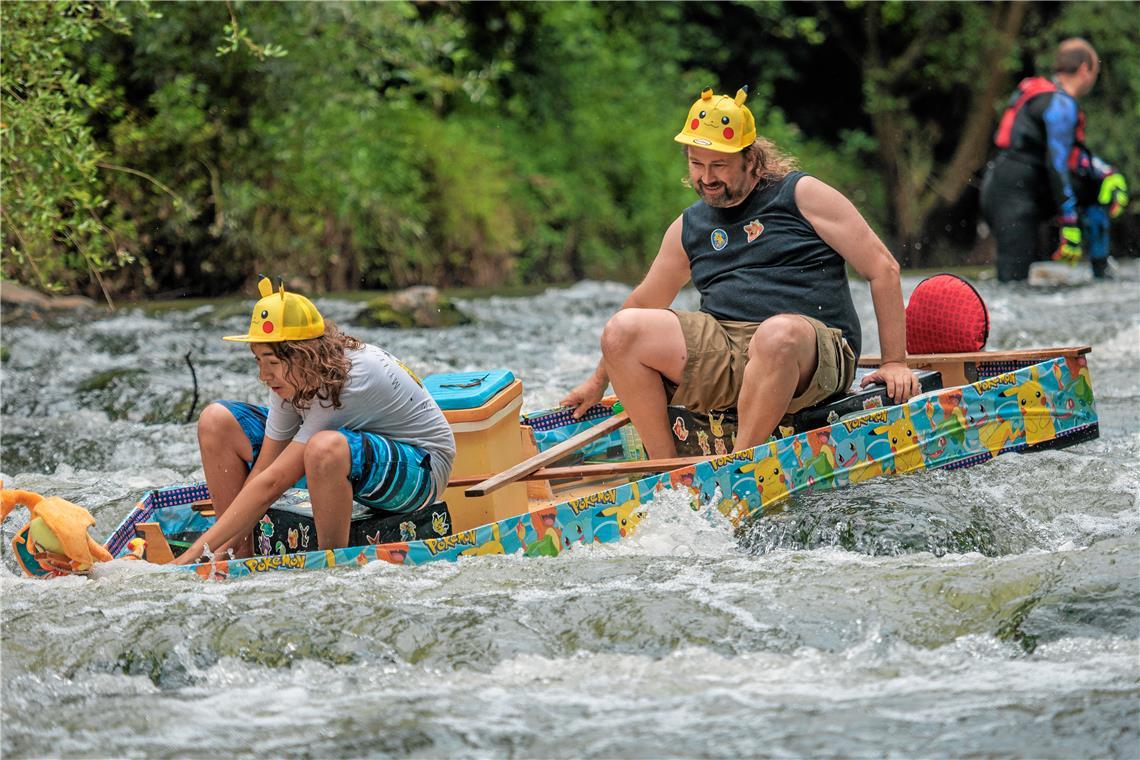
[1054,38,1098,75]
[1053,38,1099,97]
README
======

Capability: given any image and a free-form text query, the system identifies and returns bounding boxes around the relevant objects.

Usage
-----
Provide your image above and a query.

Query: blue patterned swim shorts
[216,400,435,514]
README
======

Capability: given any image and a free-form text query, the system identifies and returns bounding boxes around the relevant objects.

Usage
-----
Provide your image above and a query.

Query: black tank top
[681,171,862,357]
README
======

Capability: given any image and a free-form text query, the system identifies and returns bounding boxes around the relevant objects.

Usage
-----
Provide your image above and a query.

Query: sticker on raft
[423,530,477,556]
[431,511,450,536]
[242,553,307,573]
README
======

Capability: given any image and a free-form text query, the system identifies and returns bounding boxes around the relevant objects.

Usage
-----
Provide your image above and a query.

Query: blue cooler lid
[424,369,516,410]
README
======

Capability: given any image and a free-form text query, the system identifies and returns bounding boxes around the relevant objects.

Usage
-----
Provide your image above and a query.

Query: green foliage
[5,1,1136,298]
[1,1,137,295]
[501,2,694,280]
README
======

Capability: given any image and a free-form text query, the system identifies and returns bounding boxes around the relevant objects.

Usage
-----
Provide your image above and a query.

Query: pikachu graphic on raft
[873,406,926,474]
[739,447,790,508]
[460,524,506,557]
[1003,365,1056,446]
[601,483,649,538]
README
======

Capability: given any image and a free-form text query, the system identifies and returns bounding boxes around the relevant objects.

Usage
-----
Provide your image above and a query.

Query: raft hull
[101,353,1097,580]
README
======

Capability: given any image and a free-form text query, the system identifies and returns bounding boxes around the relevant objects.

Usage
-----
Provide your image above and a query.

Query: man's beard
[696,179,751,208]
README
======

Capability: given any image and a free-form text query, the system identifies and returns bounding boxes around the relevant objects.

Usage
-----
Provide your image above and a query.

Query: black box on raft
[251,492,453,555]
[669,370,943,457]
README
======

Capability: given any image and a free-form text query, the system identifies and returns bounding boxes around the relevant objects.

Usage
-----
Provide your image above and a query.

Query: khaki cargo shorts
[665,311,856,415]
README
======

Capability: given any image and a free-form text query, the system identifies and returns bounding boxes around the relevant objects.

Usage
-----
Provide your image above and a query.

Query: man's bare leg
[600,309,687,459]
[734,315,819,452]
[197,403,255,557]
[304,431,354,549]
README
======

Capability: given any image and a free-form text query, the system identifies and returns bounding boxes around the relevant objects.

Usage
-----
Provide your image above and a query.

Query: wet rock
[358,286,471,328]
[0,282,101,325]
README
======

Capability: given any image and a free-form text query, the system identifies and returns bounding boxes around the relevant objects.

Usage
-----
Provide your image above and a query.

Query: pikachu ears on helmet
[674,84,757,154]
[223,275,325,343]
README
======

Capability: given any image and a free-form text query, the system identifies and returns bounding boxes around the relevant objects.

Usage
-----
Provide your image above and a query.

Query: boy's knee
[197,403,237,439]
[304,431,349,473]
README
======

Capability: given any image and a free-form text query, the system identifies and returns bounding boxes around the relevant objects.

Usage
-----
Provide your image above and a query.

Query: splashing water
[2,267,1138,757]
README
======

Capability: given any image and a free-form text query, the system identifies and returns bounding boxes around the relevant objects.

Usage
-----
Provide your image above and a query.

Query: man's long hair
[267,321,363,412]
[742,137,799,184]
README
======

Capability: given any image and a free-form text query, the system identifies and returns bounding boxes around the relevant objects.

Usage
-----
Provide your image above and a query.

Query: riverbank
[3,264,1000,319]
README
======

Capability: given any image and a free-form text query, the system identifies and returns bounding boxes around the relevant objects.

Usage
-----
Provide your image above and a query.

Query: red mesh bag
[905,274,989,354]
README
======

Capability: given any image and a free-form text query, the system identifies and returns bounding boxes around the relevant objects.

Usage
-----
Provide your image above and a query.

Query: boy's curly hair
[267,321,363,412]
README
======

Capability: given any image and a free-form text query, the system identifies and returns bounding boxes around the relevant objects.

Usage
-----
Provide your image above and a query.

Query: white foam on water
[88,558,174,580]
[4,279,1138,759]
[550,483,743,562]
[1099,321,1140,359]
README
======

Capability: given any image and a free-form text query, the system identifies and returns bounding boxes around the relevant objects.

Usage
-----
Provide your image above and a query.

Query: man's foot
[1091,258,1114,279]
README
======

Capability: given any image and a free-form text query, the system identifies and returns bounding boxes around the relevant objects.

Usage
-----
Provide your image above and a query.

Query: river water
[2,269,1138,758]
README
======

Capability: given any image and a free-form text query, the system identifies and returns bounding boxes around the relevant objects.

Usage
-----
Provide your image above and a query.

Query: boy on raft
[173,277,455,564]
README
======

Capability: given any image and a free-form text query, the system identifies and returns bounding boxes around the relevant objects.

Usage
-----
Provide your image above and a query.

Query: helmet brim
[673,133,747,153]
[221,334,281,343]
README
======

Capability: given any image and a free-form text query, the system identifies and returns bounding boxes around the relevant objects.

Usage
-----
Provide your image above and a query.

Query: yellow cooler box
[424,370,526,532]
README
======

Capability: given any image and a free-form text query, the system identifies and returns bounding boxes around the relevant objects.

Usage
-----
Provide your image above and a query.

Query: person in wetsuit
[981,38,1104,281]
[561,86,919,459]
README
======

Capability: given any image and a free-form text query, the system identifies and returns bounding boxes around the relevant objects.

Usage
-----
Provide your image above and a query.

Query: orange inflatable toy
[3,488,114,577]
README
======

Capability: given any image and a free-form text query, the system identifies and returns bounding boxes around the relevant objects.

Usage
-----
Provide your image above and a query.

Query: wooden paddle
[859,345,1090,367]
[463,411,631,497]
[860,346,1091,386]
[450,454,712,488]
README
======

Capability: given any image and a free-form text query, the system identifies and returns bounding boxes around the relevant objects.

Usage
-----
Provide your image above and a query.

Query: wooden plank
[519,425,554,500]
[927,361,971,387]
[859,346,1091,369]
[134,522,175,564]
[463,412,630,497]
[451,454,711,488]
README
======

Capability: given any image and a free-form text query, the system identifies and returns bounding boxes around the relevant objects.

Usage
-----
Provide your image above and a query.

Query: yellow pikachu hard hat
[674,86,757,153]
[223,276,325,343]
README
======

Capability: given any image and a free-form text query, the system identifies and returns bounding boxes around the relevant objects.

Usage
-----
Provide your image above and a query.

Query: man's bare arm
[796,176,920,402]
[561,216,691,414]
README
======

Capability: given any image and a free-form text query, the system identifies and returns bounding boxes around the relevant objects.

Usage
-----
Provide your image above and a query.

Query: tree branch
[95,161,195,214]
[921,1,1028,215]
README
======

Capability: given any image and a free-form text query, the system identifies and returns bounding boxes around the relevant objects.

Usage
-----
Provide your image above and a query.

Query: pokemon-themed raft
[5,274,1098,579]
[10,342,1097,579]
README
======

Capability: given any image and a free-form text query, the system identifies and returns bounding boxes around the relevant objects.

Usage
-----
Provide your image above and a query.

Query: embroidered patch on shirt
[744,219,764,243]
[711,228,728,251]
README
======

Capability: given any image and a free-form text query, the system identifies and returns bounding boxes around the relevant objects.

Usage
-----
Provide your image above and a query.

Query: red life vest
[994,76,1086,164]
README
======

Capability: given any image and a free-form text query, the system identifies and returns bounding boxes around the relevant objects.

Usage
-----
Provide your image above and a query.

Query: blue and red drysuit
[980,77,1086,281]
